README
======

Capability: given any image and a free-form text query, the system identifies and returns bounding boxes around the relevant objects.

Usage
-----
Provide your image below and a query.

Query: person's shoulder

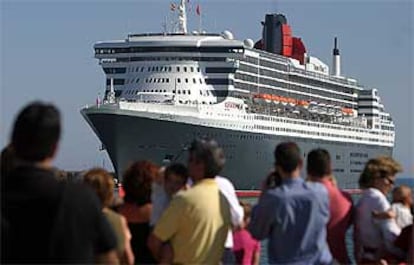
[306,181,328,195]
[215,175,234,188]
[263,187,285,201]
[63,182,101,209]
[391,202,405,210]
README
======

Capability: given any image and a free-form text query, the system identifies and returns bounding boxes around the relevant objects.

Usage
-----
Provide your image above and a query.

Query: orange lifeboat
[272,95,280,104]
[298,100,310,109]
[263,94,272,103]
[341,108,354,115]
[280,96,288,106]
[287,97,297,106]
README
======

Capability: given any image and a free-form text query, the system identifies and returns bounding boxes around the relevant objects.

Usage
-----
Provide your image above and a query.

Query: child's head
[392,185,413,206]
[240,201,252,228]
[164,163,188,196]
[83,168,115,208]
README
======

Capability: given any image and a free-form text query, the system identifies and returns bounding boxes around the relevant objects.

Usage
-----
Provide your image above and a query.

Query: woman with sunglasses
[354,156,405,264]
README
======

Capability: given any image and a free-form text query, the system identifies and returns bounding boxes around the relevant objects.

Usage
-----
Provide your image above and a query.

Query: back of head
[392,185,411,204]
[274,142,302,174]
[307,148,332,179]
[358,156,402,189]
[1,145,16,178]
[11,102,61,162]
[240,201,252,222]
[165,163,188,184]
[122,160,158,205]
[189,138,225,178]
[83,168,115,207]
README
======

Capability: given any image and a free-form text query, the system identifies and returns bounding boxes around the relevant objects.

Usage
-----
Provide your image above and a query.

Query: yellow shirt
[153,178,231,265]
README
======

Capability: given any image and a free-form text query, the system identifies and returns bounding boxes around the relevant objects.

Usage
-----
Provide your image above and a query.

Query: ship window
[177,66,180,72]
[178,90,181,94]
[148,67,151,71]
[188,90,191,94]
[185,78,188,83]
[191,67,194,72]
[197,67,200,72]
[177,78,181,83]
[193,78,196,84]
[173,90,176,94]
[169,66,172,72]
[155,66,159,71]
[166,79,169,83]
[151,90,154,92]
[136,67,139,72]
[141,67,144,72]
[136,78,140,83]
[184,67,187,72]
[183,90,186,95]
[200,91,202,95]
[199,78,203,84]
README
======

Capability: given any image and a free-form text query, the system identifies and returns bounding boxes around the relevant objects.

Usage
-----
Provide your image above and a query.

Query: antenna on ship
[178,0,188,34]
[332,37,341,77]
[108,77,116,103]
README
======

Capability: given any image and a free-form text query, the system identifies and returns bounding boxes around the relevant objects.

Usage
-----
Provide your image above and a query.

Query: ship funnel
[332,37,341,76]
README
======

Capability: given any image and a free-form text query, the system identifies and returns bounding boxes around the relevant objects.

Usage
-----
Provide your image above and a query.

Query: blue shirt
[249,177,332,265]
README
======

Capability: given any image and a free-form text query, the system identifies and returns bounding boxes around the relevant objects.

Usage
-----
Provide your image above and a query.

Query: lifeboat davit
[318,103,327,114]
[327,105,335,115]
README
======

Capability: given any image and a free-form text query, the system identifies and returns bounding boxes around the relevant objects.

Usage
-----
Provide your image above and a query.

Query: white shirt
[391,202,413,229]
[355,188,401,260]
[150,182,170,226]
[215,176,244,248]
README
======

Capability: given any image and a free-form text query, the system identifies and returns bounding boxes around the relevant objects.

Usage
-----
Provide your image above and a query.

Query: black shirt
[1,165,116,264]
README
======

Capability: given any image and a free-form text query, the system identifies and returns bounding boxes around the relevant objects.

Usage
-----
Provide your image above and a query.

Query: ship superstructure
[82,3,395,189]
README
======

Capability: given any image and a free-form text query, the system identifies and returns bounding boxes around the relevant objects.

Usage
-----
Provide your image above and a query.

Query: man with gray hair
[148,138,231,264]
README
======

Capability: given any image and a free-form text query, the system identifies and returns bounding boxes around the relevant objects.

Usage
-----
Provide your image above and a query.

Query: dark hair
[122,160,158,206]
[274,142,302,173]
[307,148,332,178]
[11,102,61,162]
[359,156,402,189]
[264,170,282,189]
[165,163,188,184]
[189,138,225,178]
[1,145,16,178]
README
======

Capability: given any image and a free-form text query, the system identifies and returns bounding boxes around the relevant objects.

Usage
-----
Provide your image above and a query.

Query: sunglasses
[384,176,395,185]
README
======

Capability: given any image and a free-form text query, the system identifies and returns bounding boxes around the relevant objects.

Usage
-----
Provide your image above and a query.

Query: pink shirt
[321,179,353,264]
[233,229,260,265]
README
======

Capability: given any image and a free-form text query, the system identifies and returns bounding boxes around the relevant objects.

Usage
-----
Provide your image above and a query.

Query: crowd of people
[1,101,413,265]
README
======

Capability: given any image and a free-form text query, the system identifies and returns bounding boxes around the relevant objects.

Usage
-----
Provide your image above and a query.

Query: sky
[1,0,413,176]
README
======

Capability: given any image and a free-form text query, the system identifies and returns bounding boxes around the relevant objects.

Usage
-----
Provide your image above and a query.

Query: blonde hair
[359,156,402,189]
[83,168,115,207]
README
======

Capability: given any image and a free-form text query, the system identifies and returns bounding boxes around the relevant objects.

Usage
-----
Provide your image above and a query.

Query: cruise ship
[81,1,395,189]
